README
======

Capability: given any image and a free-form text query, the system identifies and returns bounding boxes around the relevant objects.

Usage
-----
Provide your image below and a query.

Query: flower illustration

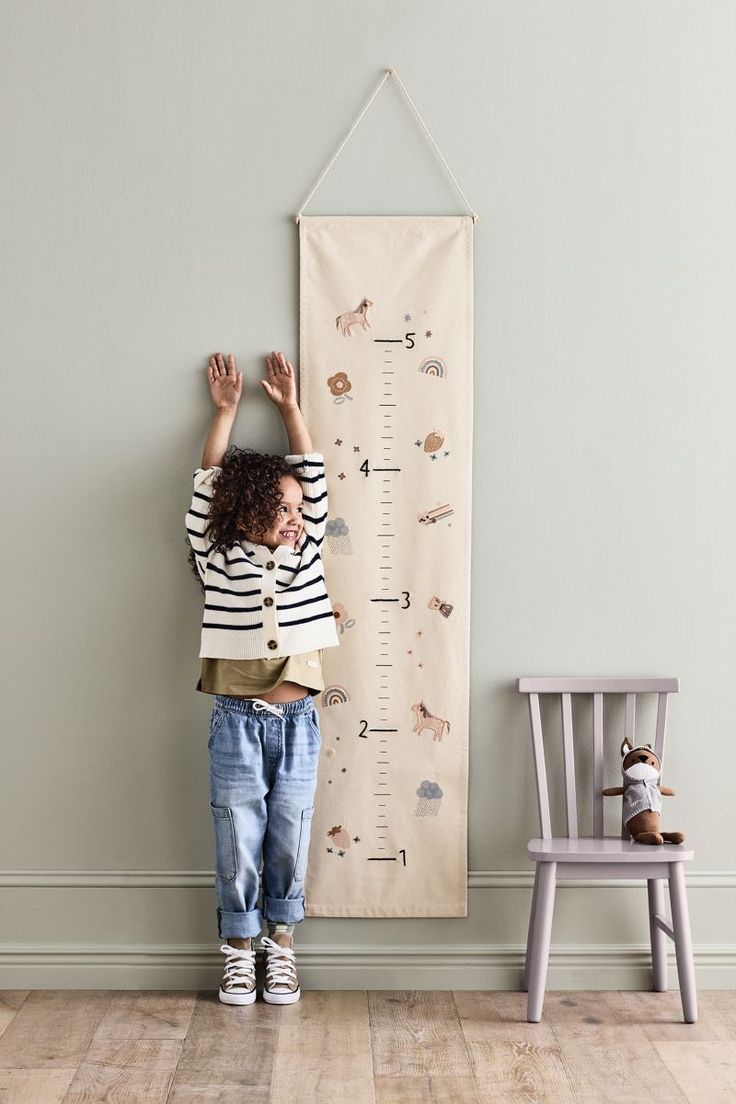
[332,601,356,634]
[327,372,352,397]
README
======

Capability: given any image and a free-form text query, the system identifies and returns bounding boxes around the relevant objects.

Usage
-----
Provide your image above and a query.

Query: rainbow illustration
[322,684,350,707]
[418,356,447,378]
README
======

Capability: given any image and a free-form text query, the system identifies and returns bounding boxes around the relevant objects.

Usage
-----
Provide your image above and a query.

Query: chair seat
[528,836,694,862]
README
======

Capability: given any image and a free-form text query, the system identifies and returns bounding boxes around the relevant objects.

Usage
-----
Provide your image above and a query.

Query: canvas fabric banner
[298,215,473,917]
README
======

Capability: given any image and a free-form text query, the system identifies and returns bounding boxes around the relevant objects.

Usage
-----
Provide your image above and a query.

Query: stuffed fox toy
[602,737,685,845]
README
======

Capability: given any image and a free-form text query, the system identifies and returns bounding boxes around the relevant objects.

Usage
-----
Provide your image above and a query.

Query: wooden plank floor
[0,989,734,1103]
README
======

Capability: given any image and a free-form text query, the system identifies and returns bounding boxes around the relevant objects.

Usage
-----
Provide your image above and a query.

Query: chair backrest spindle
[592,692,604,837]
[624,692,637,749]
[655,691,669,784]
[561,692,578,838]
[528,692,552,839]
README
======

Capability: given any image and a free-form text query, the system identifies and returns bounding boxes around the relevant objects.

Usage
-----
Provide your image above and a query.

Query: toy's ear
[620,737,633,758]
[646,743,653,750]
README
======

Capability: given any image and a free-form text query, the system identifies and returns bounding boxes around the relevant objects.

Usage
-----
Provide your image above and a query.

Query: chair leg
[522,865,541,992]
[668,862,697,1023]
[647,878,668,992]
[526,861,556,1023]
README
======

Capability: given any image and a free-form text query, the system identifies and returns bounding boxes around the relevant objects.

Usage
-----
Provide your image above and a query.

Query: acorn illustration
[327,825,351,849]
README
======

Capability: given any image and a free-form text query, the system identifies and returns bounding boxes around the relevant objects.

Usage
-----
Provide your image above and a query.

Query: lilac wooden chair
[516,677,696,1023]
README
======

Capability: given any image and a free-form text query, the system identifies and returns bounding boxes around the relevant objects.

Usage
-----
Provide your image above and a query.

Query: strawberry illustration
[327,825,351,849]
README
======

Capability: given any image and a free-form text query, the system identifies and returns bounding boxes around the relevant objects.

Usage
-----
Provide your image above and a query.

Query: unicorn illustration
[336,298,373,335]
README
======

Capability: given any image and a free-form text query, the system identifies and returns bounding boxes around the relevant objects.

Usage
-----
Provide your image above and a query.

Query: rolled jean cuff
[217,906,263,939]
[263,895,305,924]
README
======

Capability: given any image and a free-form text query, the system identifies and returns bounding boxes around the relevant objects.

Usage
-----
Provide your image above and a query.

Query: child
[185,350,340,1005]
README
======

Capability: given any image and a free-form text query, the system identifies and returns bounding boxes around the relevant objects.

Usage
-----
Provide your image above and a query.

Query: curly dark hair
[186,445,296,594]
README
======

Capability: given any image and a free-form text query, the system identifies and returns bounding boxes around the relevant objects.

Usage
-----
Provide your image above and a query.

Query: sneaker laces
[219,943,256,989]
[260,935,298,991]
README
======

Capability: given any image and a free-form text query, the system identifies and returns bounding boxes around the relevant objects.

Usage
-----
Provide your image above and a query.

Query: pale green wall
[2,0,735,988]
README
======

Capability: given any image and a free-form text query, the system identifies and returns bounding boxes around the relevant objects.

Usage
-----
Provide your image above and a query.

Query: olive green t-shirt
[197,648,324,697]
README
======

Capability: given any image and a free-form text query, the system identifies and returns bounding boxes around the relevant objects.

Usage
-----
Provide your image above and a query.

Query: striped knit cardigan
[185,452,341,660]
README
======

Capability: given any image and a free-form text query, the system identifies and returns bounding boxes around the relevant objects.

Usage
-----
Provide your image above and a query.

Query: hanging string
[294,68,478,225]
[387,68,479,224]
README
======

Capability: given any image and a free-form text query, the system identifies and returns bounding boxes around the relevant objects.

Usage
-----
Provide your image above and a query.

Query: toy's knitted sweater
[622,766,662,823]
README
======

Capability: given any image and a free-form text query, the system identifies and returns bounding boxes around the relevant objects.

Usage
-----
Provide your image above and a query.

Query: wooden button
[266,560,275,570]
[267,639,278,650]
[263,597,274,607]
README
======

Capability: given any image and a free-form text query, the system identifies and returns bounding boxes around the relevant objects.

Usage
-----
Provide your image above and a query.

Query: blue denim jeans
[208,692,321,939]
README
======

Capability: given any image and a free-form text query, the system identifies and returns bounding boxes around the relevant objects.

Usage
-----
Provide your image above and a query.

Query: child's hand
[260,351,298,410]
[207,352,243,410]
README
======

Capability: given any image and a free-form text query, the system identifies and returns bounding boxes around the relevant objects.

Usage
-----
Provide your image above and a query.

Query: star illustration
[338,472,346,480]
[404,313,412,322]
[353,836,361,842]
[425,330,432,338]
[341,767,347,773]
[353,445,360,452]
[326,847,334,853]
[417,630,423,636]
[335,438,343,446]
[338,850,346,857]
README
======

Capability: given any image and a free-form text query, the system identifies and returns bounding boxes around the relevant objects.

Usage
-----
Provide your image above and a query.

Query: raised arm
[202,407,237,468]
[186,353,242,581]
[260,350,314,453]
[186,466,220,582]
[259,351,326,546]
[201,353,241,467]
[282,404,313,454]
[284,452,328,547]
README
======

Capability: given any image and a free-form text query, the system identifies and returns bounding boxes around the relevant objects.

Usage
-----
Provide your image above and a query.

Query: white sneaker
[260,935,301,1004]
[218,942,257,1005]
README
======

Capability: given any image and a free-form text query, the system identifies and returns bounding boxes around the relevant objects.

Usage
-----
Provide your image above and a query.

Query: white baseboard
[1,868,733,989]
[0,941,733,990]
